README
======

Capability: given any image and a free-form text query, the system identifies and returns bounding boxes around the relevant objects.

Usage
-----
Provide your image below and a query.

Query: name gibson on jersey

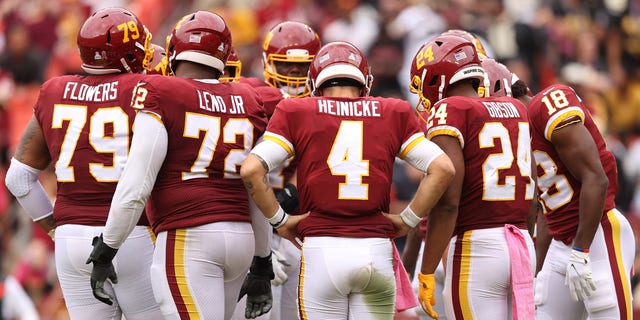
[482,101,521,119]
[63,81,118,102]
[317,99,381,117]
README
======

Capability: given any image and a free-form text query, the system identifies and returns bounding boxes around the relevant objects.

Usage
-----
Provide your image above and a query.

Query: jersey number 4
[328,120,369,200]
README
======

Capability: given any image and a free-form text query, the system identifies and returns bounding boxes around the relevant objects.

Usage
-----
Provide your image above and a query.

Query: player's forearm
[535,213,551,275]
[574,175,608,250]
[409,154,455,216]
[103,112,166,248]
[241,154,280,220]
[102,159,153,248]
[401,226,422,278]
[249,197,272,257]
[35,215,56,233]
[421,204,457,274]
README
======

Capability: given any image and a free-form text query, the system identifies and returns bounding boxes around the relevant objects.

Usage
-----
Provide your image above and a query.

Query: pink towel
[504,224,535,320]
[392,242,419,312]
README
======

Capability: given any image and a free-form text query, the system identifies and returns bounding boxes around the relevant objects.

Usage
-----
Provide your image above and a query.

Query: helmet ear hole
[429,75,438,86]
[494,80,501,93]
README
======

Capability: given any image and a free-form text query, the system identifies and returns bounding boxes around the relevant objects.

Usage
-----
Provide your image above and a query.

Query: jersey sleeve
[529,84,586,141]
[396,100,429,158]
[263,99,296,156]
[425,98,467,148]
[254,86,287,119]
[130,78,165,121]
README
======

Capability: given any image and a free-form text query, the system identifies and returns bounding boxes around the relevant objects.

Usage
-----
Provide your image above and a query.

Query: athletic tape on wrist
[400,206,421,228]
[268,206,289,229]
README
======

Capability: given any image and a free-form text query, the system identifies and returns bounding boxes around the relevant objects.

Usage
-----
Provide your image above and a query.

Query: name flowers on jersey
[63,81,119,102]
[317,99,381,117]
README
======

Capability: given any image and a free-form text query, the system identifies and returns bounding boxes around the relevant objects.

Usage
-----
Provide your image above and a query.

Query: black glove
[86,234,118,305]
[275,183,299,214]
[238,253,275,319]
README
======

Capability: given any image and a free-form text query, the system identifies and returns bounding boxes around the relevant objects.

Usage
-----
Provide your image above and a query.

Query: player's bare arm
[35,215,56,233]
[420,136,462,274]
[527,154,539,238]
[5,115,55,232]
[14,116,51,169]
[241,153,306,248]
[401,226,422,280]
[551,121,608,250]
[535,211,551,275]
[241,154,287,222]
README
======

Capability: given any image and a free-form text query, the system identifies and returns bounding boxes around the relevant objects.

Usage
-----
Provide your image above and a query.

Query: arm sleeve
[402,139,445,172]
[103,111,167,248]
[4,158,53,221]
[250,139,291,172]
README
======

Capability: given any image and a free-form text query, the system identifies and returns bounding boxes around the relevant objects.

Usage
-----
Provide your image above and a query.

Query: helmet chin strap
[120,58,133,73]
[438,75,446,101]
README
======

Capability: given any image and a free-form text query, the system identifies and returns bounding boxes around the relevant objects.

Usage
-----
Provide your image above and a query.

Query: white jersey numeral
[533,151,574,210]
[182,112,253,180]
[52,104,129,182]
[327,120,369,200]
[479,122,534,200]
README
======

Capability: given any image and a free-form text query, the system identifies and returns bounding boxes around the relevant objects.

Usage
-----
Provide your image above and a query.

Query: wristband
[268,207,289,229]
[400,206,421,228]
[572,246,589,253]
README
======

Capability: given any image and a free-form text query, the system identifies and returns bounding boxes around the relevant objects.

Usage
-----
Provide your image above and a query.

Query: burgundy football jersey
[239,76,288,118]
[34,73,148,226]
[528,84,618,244]
[131,77,268,233]
[239,76,269,88]
[426,95,534,236]
[264,96,428,238]
[239,76,297,190]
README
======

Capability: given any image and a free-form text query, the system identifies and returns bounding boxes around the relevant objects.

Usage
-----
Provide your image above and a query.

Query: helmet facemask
[410,71,433,124]
[264,50,313,97]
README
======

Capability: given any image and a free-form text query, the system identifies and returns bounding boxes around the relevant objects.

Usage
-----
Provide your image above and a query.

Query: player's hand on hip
[382,212,412,238]
[565,248,597,301]
[86,234,118,305]
[238,254,275,318]
[418,273,439,319]
[276,212,308,249]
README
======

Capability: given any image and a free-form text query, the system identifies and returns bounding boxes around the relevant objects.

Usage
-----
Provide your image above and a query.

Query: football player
[240,41,455,319]
[220,46,241,82]
[85,11,270,319]
[512,81,635,319]
[401,29,494,320]
[147,43,170,76]
[408,35,537,319]
[4,7,162,319]
[228,21,321,320]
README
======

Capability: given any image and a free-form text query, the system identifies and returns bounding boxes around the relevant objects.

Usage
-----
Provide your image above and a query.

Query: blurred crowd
[3,0,640,318]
